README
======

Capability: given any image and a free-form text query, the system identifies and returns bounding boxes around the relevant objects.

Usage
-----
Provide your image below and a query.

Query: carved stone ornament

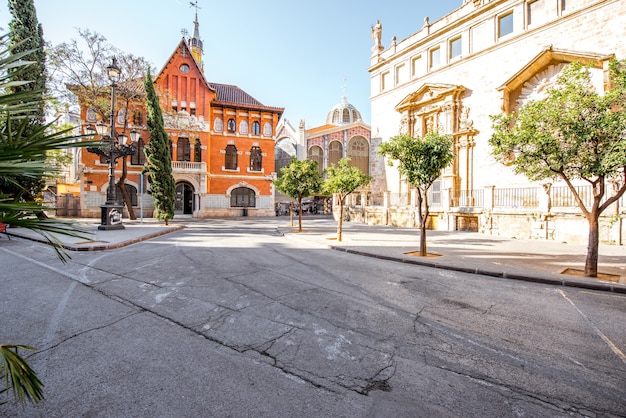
[517,63,567,108]
[459,106,474,130]
[164,112,207,131]
[399,114,408,134]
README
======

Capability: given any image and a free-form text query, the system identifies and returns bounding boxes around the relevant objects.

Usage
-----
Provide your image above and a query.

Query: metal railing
[451,189,484,207]
[494,187,539,208]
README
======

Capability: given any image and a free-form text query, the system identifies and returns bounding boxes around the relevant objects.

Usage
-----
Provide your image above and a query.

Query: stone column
[484,185,495,210]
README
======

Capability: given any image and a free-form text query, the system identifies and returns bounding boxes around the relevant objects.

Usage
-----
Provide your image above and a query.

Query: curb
[281,229,626,295]
[332,246,626,294]
[7,225,185,251]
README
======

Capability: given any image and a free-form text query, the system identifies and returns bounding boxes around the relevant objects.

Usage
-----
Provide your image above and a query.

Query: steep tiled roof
[210,83,264,106]
[210,82,283,114]
[306,124,337,134]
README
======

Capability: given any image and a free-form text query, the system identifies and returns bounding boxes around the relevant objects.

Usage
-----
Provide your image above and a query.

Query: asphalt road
[1,218,625,417]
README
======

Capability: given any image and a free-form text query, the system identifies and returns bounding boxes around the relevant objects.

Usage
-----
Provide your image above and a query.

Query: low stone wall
[198,207,275,217]
[341,204,625,246]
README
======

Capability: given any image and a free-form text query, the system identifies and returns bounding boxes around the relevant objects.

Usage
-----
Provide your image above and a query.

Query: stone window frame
[497,10,514,39]
[429,46,441,69]
[225,144,238,170]
[449,36,462,61]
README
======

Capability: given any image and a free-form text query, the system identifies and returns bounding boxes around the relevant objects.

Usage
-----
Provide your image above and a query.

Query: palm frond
[0,200,91,262]
[0,344,44,406]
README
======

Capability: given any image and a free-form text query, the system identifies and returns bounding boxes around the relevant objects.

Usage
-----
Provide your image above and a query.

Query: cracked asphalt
[1,218,625,417]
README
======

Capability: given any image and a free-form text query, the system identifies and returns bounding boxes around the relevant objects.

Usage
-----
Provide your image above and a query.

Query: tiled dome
[325,96,362,125]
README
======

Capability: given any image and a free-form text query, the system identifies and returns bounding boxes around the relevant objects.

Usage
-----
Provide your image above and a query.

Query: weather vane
[190,0,201,13]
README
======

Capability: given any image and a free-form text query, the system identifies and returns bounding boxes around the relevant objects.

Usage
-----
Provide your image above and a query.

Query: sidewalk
[4,218,183,251]
[4,216,625,294]
[277,217,626,294]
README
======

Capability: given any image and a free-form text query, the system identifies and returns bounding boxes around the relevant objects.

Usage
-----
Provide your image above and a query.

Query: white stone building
[364,0,626,245]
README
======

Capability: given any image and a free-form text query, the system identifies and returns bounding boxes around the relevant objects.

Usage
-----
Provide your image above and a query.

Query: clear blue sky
[1,0,461,127]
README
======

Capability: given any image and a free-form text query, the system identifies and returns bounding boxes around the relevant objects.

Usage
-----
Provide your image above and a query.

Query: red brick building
[78,14,283,218]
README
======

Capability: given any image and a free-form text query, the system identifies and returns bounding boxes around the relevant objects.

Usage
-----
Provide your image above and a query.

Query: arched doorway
[175,181,194,215]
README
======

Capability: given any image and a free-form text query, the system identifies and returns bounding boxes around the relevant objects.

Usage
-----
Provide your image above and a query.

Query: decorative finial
[181,28,189,39]
[190,0,201,14]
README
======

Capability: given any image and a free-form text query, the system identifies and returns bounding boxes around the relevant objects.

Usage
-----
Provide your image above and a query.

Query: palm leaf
[0,344,44,406]
[0,31,95,262]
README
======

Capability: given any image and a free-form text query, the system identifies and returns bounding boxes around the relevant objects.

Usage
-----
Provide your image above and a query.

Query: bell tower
[189,1,203,65]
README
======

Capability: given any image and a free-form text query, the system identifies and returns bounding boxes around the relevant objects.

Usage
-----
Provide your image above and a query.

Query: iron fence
[494,187,539,208]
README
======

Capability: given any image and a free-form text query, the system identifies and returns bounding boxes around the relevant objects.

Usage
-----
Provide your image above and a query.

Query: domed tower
[325,96,362,125]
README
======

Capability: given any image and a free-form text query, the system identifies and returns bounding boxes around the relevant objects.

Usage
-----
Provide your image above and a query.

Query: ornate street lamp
[86,57,137,230]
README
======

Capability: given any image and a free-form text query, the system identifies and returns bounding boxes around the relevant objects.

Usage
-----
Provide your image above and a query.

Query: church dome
[326,96,362,125]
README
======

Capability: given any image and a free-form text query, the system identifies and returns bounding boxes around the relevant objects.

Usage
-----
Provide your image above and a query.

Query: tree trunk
[417,189,428,256]
[117,158,137,220]
[337,196,344,242]
[297,196,303,232]
[584,213,600,277]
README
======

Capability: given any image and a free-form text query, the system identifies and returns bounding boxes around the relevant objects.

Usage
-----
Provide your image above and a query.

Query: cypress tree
[8,0,46,122]
[2,0,48,206]
[143,68,175,224]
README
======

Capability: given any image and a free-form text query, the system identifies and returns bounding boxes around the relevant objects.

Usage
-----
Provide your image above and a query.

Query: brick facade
[78,17,283,218]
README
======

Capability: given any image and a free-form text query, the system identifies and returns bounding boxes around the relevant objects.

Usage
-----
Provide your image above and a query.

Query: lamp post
[86,57,138,230]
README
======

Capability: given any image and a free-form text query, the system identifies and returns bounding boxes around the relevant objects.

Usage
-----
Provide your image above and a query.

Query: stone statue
[399,114,408,134]
[459,106,474,130]
[372,20,382,49]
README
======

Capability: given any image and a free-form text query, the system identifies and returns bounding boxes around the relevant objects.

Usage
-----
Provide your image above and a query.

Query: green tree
[490,60,626,278]
[143,68,175,225]
[323,158,371,241]
[1,0,48,206]
[0,32,93,407]
[378,131,454,256]
[274,158,323,232]
[7,0,45,120]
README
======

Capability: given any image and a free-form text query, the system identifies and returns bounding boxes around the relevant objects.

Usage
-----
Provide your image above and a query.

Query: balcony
[172,161,206,172]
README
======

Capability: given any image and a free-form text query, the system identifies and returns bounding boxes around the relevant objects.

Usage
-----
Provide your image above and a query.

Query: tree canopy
[378,131,454,256]
[489,60,626,277]
[274,158,323,232]
[323,158,371,241]
[47,29,150,118]
[7,0,46,121]
[143,68,175,224]
[1,0,48,204]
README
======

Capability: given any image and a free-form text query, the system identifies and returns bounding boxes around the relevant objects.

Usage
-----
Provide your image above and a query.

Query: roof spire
[189,1,203,64]
[341,76,348,104]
